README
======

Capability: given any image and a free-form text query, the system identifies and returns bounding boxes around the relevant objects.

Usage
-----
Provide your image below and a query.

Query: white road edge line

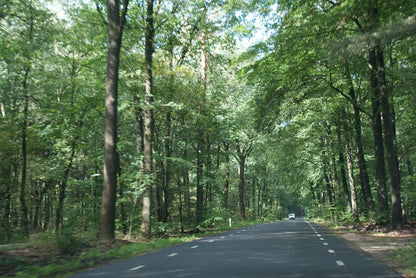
[168,253,178,257]
[336,260,345,266]
[130,265,146,271]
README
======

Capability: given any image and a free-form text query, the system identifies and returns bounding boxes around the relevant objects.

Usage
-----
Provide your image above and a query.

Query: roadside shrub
[57,226,86,255]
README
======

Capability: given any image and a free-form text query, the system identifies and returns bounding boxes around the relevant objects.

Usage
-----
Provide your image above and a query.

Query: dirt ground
[328,223,416,278]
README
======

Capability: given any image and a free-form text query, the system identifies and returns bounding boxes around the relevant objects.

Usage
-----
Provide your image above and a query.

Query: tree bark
[196,140,204,224]
[183,141,191,221]
[161,109,171,222]
[347,82,374,212]
[141,0,155,237]
[346,137,359,222]
[369,48,389,222]
[343,112,358,222]
[337,113,351,213]
[196,3,208,224]
[223,143,230,209]
[238,153,246,220]
[235,141,252,220]
[55,148,75,231]
[20,65,31,238]
[99,0,129,242]
[376,46,403,229]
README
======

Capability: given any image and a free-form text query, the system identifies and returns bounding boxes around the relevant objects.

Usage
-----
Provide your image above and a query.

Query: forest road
[69,220,402,278]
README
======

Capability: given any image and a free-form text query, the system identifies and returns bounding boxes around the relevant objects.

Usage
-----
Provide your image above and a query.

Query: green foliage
[391,243,416,277]
[56,226,88,255]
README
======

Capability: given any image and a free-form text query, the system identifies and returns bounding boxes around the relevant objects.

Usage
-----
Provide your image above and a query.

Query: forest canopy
[0,0,415,243]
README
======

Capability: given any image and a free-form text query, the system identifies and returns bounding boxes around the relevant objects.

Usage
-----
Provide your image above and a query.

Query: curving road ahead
[70,220,402,278]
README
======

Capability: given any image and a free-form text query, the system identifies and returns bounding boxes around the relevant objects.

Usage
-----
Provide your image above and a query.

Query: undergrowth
[391,243,416,277]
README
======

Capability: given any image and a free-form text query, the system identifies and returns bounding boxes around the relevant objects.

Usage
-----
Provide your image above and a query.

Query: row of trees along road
[0,0,415,243]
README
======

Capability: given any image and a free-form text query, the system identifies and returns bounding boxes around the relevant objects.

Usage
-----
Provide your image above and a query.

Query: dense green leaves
[1,0,415,243]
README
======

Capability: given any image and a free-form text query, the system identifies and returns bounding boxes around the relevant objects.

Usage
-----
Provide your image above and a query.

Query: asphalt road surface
[70,219,401,278]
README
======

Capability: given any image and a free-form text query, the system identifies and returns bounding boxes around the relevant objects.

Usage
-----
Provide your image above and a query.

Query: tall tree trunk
[238,153,246,220]
[337,113,352,213]
[326,121,341,199]
[161,109,171,222]
[99,0,129,242]
[183,141,191,221]
[369,48,389,222]
[141,0,155,237]
[196,140,204,224]
[196,3,208,224]
[344,112,358,222]
[235,141,252,220]
[323,159,335,206]
[20,66,30,238]
[1,162,12,241]
[56,148,75,231]
[205,143,212,205]
[376,46,403,229]
[346,138,359,222]
[223,143,230,209]
[347,80,374,212]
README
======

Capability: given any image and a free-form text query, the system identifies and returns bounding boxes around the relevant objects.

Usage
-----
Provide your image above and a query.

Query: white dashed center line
[328,249,335,254]
[320,238,325,240]
[167,253,178,257]
[129,265,146,271]
[336,260,345,266]
[323,242,328,246]
[191,245,199,249]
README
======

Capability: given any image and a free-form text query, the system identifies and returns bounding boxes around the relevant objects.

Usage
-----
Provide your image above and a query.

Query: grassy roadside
[317,220,416,278]
[0,220,262,277]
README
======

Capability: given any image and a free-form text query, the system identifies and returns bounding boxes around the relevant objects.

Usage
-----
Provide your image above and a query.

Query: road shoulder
[322,223,416,278]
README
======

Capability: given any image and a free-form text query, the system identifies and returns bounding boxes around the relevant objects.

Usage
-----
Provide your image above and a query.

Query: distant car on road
[288,213,295,220]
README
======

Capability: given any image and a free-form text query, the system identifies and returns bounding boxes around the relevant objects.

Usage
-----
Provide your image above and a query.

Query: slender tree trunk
[1,163,12,241]
[376,46,403,229]
[345,130,359,222]
[223,143,230,209]
[161,109,171,222]
[235,141,252,220]
[309,182,316,202]
[205,143,212,205]
[196,3,208,224]
[56,148,75,231]
[32,181,44,233]
[43,184,51,231]
[20,66,30,238]
[196,140,204,223]
[337,114,352,212]
[369,48,389,222]
[99,0,129,242]
[238,154,246,220]
[323,160,335,206]
[326,121,341,199]
[141,0,155,237]
[161,40,175,223]
[347,83,374,212]
[183,141,191,221]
